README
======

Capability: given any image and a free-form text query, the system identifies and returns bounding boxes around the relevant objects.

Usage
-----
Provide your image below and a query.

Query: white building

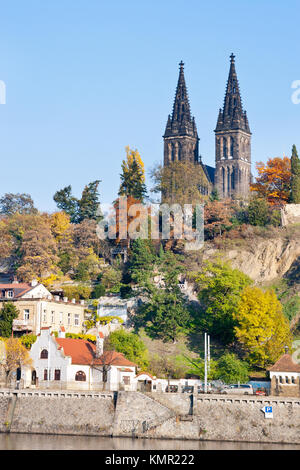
[22,327,137,391]
[97,295,138,324]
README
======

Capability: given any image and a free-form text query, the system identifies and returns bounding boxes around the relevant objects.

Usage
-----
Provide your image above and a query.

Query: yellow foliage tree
[234,287,292,368]
[2,338,32,386]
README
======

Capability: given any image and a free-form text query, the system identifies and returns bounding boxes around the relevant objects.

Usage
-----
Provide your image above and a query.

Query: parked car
[220,384,254,395]
[165,385,178,393]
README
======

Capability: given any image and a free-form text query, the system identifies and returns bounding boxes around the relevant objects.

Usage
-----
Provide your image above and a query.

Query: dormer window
[7,290,13,298]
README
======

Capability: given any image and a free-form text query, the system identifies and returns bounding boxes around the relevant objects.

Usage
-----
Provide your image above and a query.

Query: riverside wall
[0,389,300,444]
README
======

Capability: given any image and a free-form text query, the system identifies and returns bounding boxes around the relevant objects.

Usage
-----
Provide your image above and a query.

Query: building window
[43,310,47,322]
[54,370,61,381]
[44,369,48,380]
[74,314,79,326]
[40,349,48,359]
[68,313,71,325]
[7,290,13,298]
[123,376,130,385]
[51,311,55,324]
[24,309,30,321]
[59,312,63,324]
[291,376,295,384]
[75,371,86,382]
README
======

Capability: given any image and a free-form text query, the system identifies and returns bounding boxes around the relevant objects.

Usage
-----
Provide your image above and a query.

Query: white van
[220,384,254,395]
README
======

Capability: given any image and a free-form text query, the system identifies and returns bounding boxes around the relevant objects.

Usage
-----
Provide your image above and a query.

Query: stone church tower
[214,54,251,199]
[163,61,199,165]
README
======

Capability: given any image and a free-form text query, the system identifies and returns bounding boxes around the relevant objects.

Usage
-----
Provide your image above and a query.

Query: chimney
[63,297,68,302]
[71,298,76,304]
[80,300,85,305]
[95,322,104,358]
[54,295,60,301]
[58,326,66,338]
[31,279,38,287]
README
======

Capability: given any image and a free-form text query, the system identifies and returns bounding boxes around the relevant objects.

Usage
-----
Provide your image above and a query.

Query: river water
[0,433,299,450]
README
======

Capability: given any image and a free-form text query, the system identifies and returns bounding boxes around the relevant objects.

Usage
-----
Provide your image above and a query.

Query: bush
[91,284,106,299]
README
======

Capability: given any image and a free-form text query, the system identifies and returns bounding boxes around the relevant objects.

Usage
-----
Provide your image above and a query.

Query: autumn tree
[1,337,32,386]
[250,157,291,206]
[235,286,292,368]
[290,145,300,203]
[204,199,234,239]
[118,146,147,202]
[150,161,209,206]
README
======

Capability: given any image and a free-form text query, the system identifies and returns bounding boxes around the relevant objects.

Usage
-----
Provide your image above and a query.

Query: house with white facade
[22,327,137,391]
[268,353,300,397]
[0,279,86,336]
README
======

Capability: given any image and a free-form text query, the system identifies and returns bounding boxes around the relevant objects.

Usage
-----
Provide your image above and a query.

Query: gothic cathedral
[163,54,251,200]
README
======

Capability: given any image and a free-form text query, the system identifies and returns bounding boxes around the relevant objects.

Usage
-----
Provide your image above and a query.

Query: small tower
[214,54,251,199]
[163,61,199,166]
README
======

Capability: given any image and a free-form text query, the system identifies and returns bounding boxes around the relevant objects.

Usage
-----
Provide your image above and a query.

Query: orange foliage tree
[250,157,291,206]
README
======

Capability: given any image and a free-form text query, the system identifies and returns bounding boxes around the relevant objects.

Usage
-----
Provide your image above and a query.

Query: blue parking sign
[261,405,273,418]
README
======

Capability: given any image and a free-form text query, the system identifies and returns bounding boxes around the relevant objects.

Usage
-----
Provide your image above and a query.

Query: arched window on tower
[171,144,175,162]
[223,138,227,158]
[230,137,234,157]
[222,167,225,194]
[178,143,181,161]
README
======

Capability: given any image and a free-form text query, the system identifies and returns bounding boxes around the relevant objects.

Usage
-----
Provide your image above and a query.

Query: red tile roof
[268,354,300,373]
[0,283,34,298]
[55,337,136,367]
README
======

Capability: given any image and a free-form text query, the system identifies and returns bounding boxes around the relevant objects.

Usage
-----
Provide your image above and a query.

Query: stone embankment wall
[0,389,300,444]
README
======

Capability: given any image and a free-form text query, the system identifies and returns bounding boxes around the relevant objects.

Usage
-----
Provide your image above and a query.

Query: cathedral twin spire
[163,54,252,199]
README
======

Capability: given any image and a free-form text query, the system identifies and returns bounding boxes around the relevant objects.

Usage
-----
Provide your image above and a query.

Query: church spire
[215,53,250,133]
[164,61,197,138]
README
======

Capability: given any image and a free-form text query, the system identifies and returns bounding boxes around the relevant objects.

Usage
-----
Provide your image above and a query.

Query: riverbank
[1,389,300,444]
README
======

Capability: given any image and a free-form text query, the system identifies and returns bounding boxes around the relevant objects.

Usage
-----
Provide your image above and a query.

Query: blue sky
[0,0,300,211]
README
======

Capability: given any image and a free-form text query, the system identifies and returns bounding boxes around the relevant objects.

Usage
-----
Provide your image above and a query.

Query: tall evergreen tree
[53,181,102,223]
[290,145,300,203]
[0,303,19,337]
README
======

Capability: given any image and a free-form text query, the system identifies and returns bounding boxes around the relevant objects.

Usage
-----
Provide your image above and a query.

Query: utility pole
[204,332,210,394]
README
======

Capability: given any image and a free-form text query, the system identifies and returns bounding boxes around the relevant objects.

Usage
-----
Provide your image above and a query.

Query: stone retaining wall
[0,389,299,444]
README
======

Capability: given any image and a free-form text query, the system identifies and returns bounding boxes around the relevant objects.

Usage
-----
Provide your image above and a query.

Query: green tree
[216,353,249,384]
[107,328,149,370]
[91,284,106,299]
[53,185,79,223]
[247,196,269,226]
[0,303,19,337]
[194,261,252,345]
[53,181,102,224]
[290,145,300,203]
[127,238,156,286]
[78,180,102,223]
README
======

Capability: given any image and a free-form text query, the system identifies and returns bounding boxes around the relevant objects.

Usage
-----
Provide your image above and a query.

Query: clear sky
[0,0,300,211]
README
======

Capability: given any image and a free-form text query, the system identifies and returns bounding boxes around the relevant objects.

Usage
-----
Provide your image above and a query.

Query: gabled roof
[268,354,300,373]
[55,337,136,367]
[0,283,34,298]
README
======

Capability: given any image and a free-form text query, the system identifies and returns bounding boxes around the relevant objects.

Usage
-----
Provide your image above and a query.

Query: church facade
[163,54,251,201]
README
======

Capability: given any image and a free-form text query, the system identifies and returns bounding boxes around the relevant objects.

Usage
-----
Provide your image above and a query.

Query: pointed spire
[164,61,197,138]
[215,54,250,133]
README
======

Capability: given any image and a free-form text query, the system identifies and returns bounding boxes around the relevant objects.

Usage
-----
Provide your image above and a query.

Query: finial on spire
[230,53,235,63]
[179,60,184,70]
